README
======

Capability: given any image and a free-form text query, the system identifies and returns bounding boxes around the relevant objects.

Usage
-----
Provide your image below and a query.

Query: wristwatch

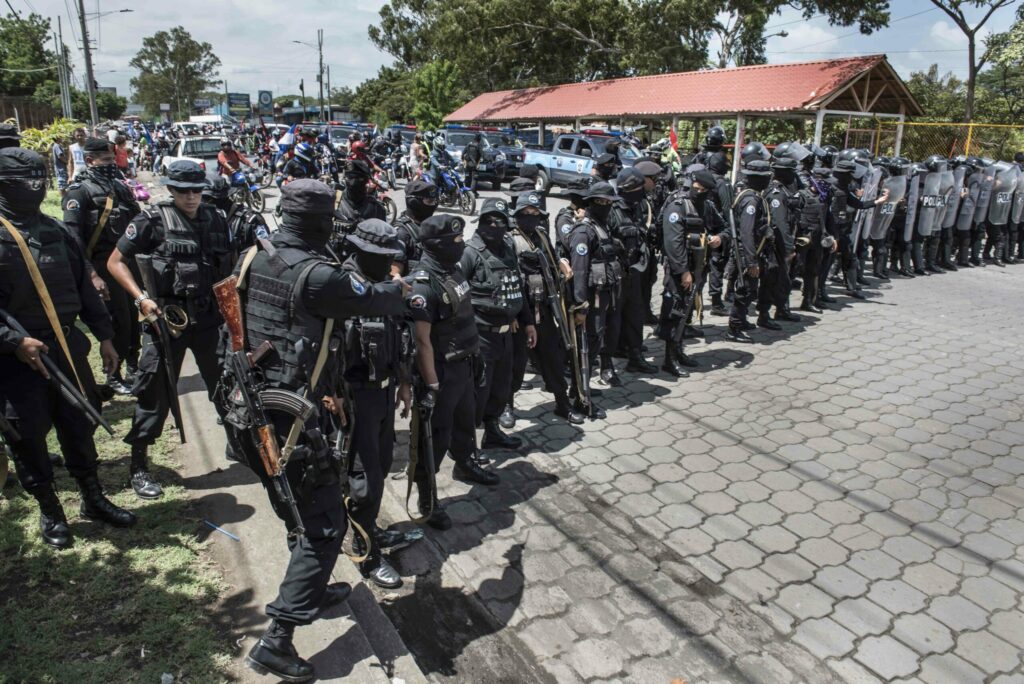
[133,291,151,311]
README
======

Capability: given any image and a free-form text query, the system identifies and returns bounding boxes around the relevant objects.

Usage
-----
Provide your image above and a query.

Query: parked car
[159,136,222,181]
[433,127,524,189]
[523,132,640,189]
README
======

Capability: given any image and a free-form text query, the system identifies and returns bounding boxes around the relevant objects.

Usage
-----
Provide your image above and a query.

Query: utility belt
[347,376,392,391]
[479,323,513,334]
[287,427,341,498]
[25,323,74,340]
[588,259,622,288]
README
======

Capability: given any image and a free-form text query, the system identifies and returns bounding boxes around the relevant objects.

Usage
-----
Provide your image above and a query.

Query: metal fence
[873,121,1024,161]
[0,97,56,131]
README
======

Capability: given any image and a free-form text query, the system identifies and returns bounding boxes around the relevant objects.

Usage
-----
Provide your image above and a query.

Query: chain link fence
[873,121,1024,160]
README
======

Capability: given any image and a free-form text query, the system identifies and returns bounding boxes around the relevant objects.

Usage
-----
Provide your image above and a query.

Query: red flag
[669,127,678,151]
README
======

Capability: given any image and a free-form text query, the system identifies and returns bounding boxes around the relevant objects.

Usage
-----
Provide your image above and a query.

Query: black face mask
[355,252,393,282]
[345,176,368,202]
[621,188,645,205]
[0,178,47,218]
[773,168,796,185]
[406,196,436,222]
[280,212,333,250]
[690,189,708,212]
[597,164,615,178]
[746,175,770,191]
[516,213,543,233]
[87,163,120,183]
[587,203,611,224]
[476,220,507,249]
[424,237,465,267]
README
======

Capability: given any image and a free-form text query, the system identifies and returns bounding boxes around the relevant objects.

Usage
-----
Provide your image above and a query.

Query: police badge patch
[576,243,588,256]
[669,212,680,223]
[65,199,80,211]
[560,224,571,234]
[771,199,781,208]
[495,200,506,211]
[349,274,367,294]
[745,205,755,215]
[125,224,137,240]
[409,294,427,309]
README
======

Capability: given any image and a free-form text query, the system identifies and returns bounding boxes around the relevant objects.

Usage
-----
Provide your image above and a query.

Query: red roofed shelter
[445,55,922,178]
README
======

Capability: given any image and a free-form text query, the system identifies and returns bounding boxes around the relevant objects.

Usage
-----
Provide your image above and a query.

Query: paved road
[152,174,1024,682]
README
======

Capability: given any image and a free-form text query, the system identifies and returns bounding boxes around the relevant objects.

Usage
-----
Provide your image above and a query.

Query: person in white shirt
[68,127,88,180]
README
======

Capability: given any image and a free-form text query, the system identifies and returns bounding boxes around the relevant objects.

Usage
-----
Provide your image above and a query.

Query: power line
[0,64,58,72]
[783,7,940,52]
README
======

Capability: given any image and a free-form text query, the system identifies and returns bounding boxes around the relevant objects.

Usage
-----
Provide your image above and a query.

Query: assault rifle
[0,308,113,436]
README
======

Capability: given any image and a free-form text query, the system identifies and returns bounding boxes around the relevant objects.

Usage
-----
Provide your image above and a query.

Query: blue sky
[15,0,1021,101]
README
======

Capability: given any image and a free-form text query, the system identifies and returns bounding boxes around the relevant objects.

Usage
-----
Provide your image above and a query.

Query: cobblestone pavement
[374,262,1024,683]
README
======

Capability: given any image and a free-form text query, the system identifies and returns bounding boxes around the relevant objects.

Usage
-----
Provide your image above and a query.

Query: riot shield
[987,161,1020,226]
[856,167,884,244]
[973,166,996,223]
[941,166,967,230]
[957,171,981,232]
[935,169,955,229]
[1012,167,1024,226]
[903,173,921,243]
[870,175,906,240]
[916,171,942,237]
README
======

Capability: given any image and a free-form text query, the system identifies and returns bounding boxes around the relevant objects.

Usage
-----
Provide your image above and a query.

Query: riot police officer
[62,137,141,394]
[555,185,587,260]
[608,167,656,374]
[106,160,236,499]
[795,149,832,311]
[202,176,270,251]
[461,198,535,459]
[393,178,438,275]
[764,154,803,323]
[340,219,416,589]
[635,159,670,323]
[591,153,618,183]
[332,160,386,259]
[569,182,621,418]
[408,214,493,531]
[232,180,409,682]
[509,192,585,424]
[0,148,135,549]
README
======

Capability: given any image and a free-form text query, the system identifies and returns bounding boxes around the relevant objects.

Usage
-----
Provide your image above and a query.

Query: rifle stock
[213,276,245,353]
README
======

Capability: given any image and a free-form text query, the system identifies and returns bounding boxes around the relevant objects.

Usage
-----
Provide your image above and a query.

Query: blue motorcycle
[229,169,266,213]
[435,165,476,215]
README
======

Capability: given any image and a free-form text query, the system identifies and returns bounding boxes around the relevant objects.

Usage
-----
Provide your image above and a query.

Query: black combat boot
[553,399,586,425]
[247,620,314,683]
[661,345,686,378]
[597,358,622,387]
[353,532,402,589]
[799,298,822,314]
[77,474,137,528]
[129,444,162,500]
[625,351,657,374]
[481,419,521,450]
[417,483,451,530]
[774,306,801,322]
[727,323,752,343]
[452,456,500,486]
[498,403,516,429]
[757,314,782,331]
[573,399,606,420]
[709,295,727,316]
[30,484,73,549]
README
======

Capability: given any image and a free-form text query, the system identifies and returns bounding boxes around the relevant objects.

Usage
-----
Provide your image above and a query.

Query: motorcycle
[229,169,266,213]
[254,148,274,188]
[369,176,398,224]
[435,166,476,215]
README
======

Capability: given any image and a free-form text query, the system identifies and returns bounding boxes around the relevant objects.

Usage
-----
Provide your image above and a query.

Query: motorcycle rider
[217,138,254,178]
[282,143,317,183]
[430,138,458,196]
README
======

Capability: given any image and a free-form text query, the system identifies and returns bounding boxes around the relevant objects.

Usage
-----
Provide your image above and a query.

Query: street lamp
[291,33,325,121]
[84,8,134,17]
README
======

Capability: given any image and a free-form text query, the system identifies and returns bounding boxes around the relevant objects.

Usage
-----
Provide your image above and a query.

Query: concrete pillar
[575,117,581,131]
[894,106,906,157]
[731,113,746,180]
[813,109,826,147]
[538,121,545,146]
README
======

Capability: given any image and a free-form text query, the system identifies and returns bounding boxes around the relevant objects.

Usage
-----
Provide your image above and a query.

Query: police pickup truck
[433,127,526,189]
[524,132,641,189]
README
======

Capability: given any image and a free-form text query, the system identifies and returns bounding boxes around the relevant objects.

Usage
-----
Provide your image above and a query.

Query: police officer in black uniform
[728,160,773,342]
[828,159,889,298]
[796,152,833,311]
[635,159,670,324]
[764,155,803,324]
[509,192,585,424]
[0,148,135,548]
[568,182,621,418]
[332,160,386,259]
[233,180,409,682]
[461,198,535,460]
[202,175,270,251]
[590,153,618,183]
[608,167,656,375]
[407,214,493,531]
[659,169,723,373]
[554,185,588,260]
[106,160,236,499]
[393,178,437,275]
[62,137,141,394]
[340,219,414,589]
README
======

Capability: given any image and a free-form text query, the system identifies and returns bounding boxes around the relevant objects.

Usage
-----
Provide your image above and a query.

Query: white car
[159,136,223,181]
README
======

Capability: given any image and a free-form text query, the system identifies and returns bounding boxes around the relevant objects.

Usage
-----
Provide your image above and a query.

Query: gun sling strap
[84,195,115,259]
[0,216,86,393]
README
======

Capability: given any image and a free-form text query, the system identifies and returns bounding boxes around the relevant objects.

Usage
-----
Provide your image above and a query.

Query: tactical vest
[464,235,524,322]
[75,177,135,259]
[341,260,401,386]
[414,265,479,362]
[243,246,331,393]
[228,204,268,250]
[331,196,385,258]
[554,207,577,255]
[797,175,827,237]
[150,201,234,309]
[580,217,623,289]
[609,202,647,269]
[0,216,82,333]
[394,213,424,268]
[829,185,853,230]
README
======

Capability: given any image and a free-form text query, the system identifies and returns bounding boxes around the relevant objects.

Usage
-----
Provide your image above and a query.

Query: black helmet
[820,145,838,168]
[705,126,725,149]
[1014,151,1024,164]
[203,175,230,199]
[741,141,770,165]
[773,141,811,163]
[924,154,947,173]
[348,131,362,143]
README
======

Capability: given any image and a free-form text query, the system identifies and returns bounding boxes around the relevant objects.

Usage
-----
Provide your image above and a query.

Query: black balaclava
[85,162,121,185]
[0,148,48,219]
[773,167,797,186]
[280,212,333,251]
[407,196,437,222]
[476,214,508,251]
[344,173,369,203]
[689,186,708,214]
[832,171,853,191]
[587,202,612,225]
[515,212,544,234]
[745,174,770,192]
[355,252,393,282]
[423,237,464,268]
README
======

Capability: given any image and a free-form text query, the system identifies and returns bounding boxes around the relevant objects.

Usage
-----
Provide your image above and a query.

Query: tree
[411,60,469,130]
[350,65,416,125]
[0,12,56,96]
[927,0,1014,122]
[34,81,126,120]
[906,65,967,121]
[129,26,221,119]
[329,86,355,109]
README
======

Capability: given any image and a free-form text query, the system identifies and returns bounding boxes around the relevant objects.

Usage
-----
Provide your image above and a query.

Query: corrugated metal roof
[446,55,919,122]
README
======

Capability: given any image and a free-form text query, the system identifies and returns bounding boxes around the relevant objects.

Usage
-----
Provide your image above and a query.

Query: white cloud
[929,20,966,47]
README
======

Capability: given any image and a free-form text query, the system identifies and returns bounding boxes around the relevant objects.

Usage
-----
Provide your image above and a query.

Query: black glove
[415,385,437,411]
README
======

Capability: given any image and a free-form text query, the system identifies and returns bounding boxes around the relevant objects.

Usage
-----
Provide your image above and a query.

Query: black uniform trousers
[641,253,659,317]
[728,272,757,326]
[708,246,728,301]
[476,329,514,425]
[510,326,529,397]
[415,357,475,483]
[1,328,102,490]
[756,251,782,318]
[599,283,623,366]
[801,241,823,303]
[93,258,134,368]
[616,267,646,356]
[528,308,570,402]
[347,383,396,531]
[124,319,225,446]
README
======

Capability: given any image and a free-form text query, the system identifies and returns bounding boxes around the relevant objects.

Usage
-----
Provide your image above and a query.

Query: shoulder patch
[255,225,270,239]
[349,273,367,294]
[771,199,780,208]
[575,243,588,256]
[125,223,137,240]
[409,294,427,309]
[560,223,572,235]
[494,200,506,211]
[668,212,680,223]
[745,205,756,215]
[65,199,80,211]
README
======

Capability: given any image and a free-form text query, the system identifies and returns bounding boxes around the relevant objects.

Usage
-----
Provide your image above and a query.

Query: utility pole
[53,28,71,118]
[317,29,325,121]
[326,65,331,121]
[57,18,73,118]
[76,0,100,129]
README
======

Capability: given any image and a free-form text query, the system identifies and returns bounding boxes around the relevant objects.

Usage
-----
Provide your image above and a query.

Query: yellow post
[965,124,974,156]
[874,119,882,156]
